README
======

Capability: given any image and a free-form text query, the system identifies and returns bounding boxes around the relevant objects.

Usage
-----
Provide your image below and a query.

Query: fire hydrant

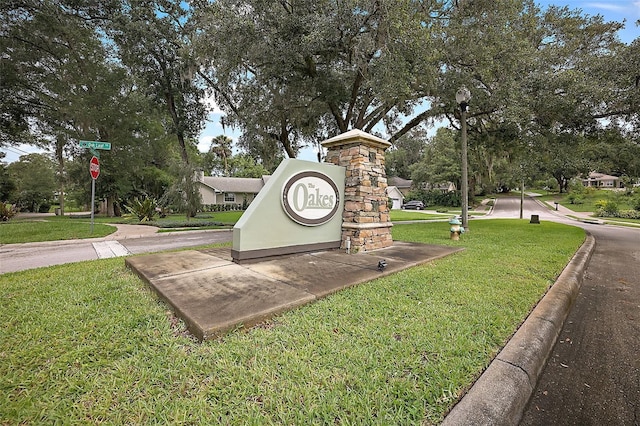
[449,217,465,240]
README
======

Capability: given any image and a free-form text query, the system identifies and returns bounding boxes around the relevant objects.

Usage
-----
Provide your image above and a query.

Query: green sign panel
[79,140,111,150]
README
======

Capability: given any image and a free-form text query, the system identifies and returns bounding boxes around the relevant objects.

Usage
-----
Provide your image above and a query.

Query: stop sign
[89,156,100,180]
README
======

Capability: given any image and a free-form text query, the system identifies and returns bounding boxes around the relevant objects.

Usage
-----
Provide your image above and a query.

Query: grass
[537,189,637,213]
[55,211,244,226]
[0,221,116,244]
[2,212,243,244]
[389,210,450,221]
[602,218,640,227]
[0,219,585,424]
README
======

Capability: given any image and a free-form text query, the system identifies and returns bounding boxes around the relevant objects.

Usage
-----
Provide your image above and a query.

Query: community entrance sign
[232,159,345,262]
[281,171,340,226]
[232,129,393,262]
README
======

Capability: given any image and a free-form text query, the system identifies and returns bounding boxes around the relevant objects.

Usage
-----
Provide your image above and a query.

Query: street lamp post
[456,87,471,231]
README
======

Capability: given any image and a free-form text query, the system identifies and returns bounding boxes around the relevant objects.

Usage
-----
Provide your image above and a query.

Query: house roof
[200,176,269,193]
[388,176,412,188]
[585,172,619,181]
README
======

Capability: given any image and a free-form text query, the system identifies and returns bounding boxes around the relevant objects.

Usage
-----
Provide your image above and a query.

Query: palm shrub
[0,202,18,221]
[125,197,157,222]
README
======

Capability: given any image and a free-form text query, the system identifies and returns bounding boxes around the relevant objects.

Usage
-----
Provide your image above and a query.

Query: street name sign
[79,141,111,150]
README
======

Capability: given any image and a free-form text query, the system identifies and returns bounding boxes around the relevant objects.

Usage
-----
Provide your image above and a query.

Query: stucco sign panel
[282,171,341,226]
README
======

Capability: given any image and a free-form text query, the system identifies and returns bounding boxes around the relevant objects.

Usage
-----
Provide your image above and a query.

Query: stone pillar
[321,129,393,252]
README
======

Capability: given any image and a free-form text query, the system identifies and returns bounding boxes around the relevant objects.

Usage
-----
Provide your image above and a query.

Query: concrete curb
[441,232,596,426]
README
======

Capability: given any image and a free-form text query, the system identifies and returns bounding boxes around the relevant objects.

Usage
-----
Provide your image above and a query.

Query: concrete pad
[149,264,315,340]
[199,247,234,262]
[244,253,382,297]
[126,251,230,281]
[246,242,462,297]
[126,242,462,341]
[362,241,462,264]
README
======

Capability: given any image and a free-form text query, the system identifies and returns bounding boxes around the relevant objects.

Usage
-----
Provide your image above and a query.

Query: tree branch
[197,70,241,117]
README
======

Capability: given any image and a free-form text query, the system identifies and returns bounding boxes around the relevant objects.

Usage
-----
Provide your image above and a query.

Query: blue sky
[537,0,639,43]
[3,1,638,164]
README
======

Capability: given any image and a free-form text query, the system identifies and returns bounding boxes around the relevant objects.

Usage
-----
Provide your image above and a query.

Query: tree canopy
[1,0,638,212]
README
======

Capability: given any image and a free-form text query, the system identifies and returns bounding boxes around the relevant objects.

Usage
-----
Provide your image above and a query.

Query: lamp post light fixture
[456,86,471,231]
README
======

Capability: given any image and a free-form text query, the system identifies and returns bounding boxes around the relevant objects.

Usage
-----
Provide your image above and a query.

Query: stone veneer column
[321,129,393,252]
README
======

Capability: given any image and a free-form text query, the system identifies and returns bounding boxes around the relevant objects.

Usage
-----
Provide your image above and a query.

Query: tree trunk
[107,195,116,217]
[166,92,190,164]
[55,136,65,216]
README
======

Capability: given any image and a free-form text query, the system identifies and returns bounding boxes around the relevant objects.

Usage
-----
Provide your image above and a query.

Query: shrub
[600,200,618,216]
[618,210,640,219]
[632,196,640,212]
[0,202,18,221]
[406,189,461,208]
[595,209,640,219]
[568,178,586,194]
[567,192,584,204]
[125,197,158,222]
[593,200,619,217]
[594,199,607,210]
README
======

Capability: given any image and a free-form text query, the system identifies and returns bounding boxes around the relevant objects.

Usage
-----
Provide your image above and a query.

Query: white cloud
[585,2,627,12]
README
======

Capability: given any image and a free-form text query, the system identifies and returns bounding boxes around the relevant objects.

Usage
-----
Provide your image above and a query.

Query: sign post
[89,156,100,233]
[78,141,110,233]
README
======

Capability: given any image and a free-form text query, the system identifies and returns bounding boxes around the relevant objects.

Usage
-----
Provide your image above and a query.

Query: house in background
[385,186,405,210]
[387,176,456,196]
[425,182,456,192]
[387,177,413,196]
[582,172,622,189]
[195,171,270,208]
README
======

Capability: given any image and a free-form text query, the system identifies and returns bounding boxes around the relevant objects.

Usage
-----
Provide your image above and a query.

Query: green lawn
[538,189,636,213]
[2,212,243,244]
[0,220,585,424]
[389,210,450,221]
[53,211,244,226]
[0,221,116,244]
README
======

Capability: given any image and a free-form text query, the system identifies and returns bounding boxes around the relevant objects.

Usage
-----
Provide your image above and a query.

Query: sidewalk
[102,223,160,240]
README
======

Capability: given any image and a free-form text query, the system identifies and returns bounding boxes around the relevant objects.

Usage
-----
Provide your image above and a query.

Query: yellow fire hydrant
[449,217,465,240]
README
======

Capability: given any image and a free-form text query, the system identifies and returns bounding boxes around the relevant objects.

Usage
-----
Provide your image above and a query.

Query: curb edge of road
[441,232,596,426]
